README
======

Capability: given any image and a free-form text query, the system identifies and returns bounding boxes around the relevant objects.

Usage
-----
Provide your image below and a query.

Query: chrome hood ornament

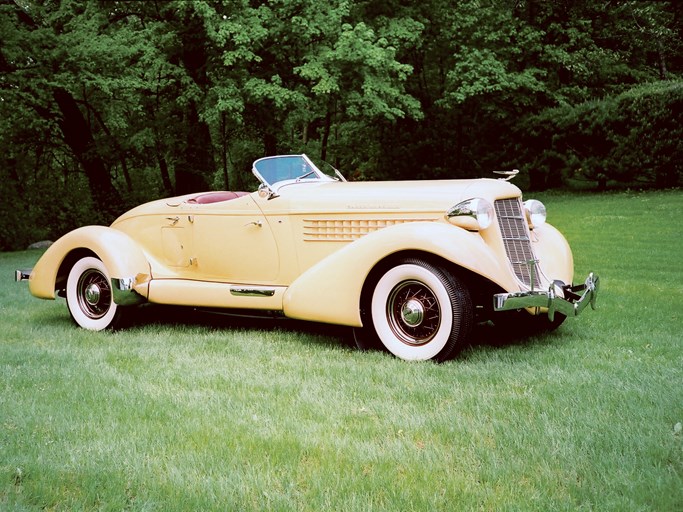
[493,169,519,181]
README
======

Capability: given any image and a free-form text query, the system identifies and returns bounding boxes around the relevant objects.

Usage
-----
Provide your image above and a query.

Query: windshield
[253,154,334,189]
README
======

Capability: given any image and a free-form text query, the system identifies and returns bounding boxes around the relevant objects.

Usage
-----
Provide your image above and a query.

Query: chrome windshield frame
[252,154,336,198]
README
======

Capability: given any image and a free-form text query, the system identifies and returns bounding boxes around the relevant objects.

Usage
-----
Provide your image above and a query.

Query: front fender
[29,226,151,301]
[283,222,515,326]
[531,223,574,285]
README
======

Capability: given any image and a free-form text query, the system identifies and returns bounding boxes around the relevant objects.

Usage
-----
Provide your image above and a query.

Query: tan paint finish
[27,177,575,326]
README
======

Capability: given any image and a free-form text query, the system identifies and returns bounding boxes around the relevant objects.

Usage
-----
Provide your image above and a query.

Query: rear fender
[29,226,151,301]
[283,222,515,326]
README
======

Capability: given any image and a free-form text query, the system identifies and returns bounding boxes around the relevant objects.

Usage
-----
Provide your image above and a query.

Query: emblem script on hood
[346,204,398,210]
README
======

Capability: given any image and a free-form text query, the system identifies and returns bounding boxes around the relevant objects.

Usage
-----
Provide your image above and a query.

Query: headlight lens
[524,199,546,228]
[447,198,494,230]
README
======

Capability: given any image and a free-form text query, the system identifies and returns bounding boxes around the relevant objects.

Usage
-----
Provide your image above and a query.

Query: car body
[17,154,599,361]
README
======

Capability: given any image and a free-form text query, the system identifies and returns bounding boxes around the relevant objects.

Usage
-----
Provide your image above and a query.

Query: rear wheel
[355,258,473,362]
[66,256,124,330]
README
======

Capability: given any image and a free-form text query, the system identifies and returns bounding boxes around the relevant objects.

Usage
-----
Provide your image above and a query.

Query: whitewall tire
[366,259,473,362]
[66,256,122,330]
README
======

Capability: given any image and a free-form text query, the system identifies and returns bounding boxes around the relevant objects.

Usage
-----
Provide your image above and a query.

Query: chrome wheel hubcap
[85,283,101,306]
[387,280,441,346]
[77,269,111,319]
[401,299,424,327]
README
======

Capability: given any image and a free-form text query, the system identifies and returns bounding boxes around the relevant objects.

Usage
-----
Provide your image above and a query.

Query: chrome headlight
[446,198,494,230]
[523,199,546,229]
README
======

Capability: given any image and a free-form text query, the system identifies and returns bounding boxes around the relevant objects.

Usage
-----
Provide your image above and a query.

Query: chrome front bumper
[493,272,600,321]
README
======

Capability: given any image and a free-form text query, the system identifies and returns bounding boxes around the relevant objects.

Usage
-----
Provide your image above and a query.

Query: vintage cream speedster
[17,154,599,361]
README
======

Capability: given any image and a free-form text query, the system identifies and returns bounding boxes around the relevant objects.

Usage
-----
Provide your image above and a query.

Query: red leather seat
[187,191,249,204]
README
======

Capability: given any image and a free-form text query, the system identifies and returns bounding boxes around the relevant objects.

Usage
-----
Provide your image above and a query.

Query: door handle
[166,216,179,225]
[244,220,263,228]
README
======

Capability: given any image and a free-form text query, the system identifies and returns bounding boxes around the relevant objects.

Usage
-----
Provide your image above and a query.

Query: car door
[190,195,280,283]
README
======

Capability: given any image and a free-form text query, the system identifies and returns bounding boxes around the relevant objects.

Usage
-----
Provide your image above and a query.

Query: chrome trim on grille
[494,198,541,288]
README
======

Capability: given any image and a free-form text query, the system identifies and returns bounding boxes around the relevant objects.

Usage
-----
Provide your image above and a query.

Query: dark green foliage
[522,82,683,190]
[0,0,681,249]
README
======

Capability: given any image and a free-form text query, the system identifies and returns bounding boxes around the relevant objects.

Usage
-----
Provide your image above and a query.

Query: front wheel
[66,256,124,330]
[355,259,473,362]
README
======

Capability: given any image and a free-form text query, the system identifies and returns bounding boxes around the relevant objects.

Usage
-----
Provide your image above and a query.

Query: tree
[522,81,683,189]
[1,0,681,249]
[1,1,125,218]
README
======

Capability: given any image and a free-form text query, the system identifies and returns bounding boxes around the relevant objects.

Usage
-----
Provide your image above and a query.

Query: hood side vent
[303,218,424,241]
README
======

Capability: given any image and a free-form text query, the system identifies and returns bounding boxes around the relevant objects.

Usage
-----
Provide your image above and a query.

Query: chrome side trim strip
[230,286,276,297]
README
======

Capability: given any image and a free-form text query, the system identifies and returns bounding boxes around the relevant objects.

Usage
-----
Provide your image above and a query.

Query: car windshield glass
[253,155,321,187]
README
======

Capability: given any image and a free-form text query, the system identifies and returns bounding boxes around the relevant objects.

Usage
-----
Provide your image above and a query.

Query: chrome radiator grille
[494,198,541,288]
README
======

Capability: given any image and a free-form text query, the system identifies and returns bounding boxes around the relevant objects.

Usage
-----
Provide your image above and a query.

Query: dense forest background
[1,0,681,249]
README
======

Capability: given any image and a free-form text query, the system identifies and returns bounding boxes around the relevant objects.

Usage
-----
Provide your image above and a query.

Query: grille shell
[494,198,541,288]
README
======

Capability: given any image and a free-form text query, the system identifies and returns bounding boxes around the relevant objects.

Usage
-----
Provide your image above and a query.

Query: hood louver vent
[303,218,422,241]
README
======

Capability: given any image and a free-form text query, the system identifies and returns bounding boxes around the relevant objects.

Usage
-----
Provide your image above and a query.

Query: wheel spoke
[77,269,111,319]
[386,280,441,346]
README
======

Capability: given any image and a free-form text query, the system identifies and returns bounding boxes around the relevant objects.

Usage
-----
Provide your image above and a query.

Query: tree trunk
[264,131,278,156]
[657,40,668,80]
[596,173,608,191]
[175,102,212,194]
[172,13,214,194]
[52,88,122,217]
[320,103,333,163]
[157,152,173,194]
[80,99,133,192]
[221,111,230,190]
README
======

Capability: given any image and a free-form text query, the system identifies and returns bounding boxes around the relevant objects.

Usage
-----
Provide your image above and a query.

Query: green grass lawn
[1,190,681,511]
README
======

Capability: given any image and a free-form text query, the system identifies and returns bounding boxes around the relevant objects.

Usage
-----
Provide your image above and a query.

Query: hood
[111,177,522,224]
[261,178,522,215]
